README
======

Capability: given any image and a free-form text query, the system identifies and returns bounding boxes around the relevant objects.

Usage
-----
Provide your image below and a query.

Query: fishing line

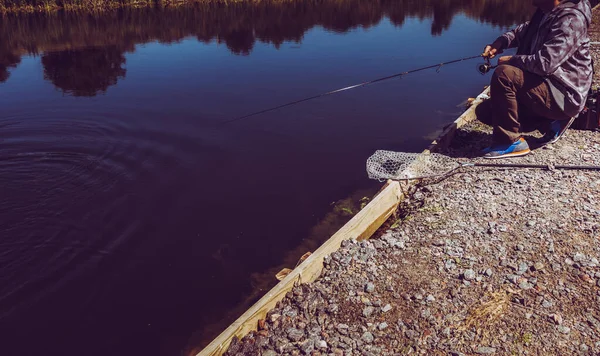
[221,54,484,125]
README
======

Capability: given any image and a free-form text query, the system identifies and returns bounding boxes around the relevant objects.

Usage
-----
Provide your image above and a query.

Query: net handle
[471,162,600,170]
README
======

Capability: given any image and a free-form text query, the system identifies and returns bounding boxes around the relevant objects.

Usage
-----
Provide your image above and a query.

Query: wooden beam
[197,87,490,356]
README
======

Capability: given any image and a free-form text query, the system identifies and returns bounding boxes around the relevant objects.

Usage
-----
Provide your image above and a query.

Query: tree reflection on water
[41,47,127,97]
[0,0,532,95]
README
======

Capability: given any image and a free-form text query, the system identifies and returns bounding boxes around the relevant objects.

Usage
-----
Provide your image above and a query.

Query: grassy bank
[0,0,529,15]
[1,0,200,13]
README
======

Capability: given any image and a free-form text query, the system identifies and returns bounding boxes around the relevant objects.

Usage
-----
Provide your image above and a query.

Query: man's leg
[489,64,529,144]
[516,69,573,145]
[482,65,533,159]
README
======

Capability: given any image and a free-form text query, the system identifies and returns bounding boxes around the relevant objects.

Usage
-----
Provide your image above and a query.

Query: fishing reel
[477,57,497,75]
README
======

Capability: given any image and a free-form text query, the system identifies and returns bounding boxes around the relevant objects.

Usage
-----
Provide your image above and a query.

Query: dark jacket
[496,0,593,117]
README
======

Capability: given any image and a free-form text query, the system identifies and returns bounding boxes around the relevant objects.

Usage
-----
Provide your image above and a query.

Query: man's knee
[492,64,520,83]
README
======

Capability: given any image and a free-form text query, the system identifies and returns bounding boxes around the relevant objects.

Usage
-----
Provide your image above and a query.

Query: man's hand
[482,40,504,59]
[498,56,512,65]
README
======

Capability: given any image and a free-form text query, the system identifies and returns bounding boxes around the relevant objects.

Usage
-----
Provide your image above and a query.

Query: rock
[550,314,563,325]
[365,282,375,293]
[542,300,553,308]
[316,340,327,349]
[327,304,339,314]
[363,306,375,318]
[463,269,476,281]
[426,295,436,303]
[433,240,446,246]
[270,313,281,322]
[475,346,496,354]
[445,259,457,271]
[533,262,545,271]
[485,268,493,277]
[378,322,388,331]
[580,344,589,352]
[262,350,278,356]
[517,262,528,275]
[574,253,586,263]
[381,304,392,313]
[519,281,534,290]
[405,330,419,340]
[361,332,374,344]
[299,339,315,355]
[442,327,451,337]
[526,220,536,227]
[557,325,570,334]
[287,328,305,342]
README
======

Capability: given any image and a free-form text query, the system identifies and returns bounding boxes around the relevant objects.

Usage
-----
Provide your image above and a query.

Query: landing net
[366,150,460,181]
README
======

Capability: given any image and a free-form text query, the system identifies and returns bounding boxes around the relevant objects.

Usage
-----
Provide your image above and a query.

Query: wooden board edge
[197,87,491,356]
[198,181,403,356]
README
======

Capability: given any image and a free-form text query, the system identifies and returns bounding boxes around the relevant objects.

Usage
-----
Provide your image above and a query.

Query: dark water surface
[1,1,530,355]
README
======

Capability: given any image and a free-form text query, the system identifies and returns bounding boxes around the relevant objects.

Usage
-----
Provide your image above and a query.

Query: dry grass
[463,291,511,334]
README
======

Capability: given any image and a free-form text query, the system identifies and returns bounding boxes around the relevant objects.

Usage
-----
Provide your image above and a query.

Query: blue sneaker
[537,117,575,146]
[483,137,531,159]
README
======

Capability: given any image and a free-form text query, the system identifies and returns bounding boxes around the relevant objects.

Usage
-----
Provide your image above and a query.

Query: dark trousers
[476,64,571,144]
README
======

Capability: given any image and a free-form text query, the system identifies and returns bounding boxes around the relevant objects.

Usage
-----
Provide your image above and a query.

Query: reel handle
[477,57,498,75]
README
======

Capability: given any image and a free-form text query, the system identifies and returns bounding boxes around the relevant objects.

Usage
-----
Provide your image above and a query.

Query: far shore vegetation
[2,0,528,15]
[1,0,204,13]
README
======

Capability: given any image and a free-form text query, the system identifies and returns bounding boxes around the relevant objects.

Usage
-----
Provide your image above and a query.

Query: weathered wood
[197,87,490,356]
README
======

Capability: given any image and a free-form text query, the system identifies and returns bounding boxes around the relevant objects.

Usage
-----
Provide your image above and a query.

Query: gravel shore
[223,11,600,356]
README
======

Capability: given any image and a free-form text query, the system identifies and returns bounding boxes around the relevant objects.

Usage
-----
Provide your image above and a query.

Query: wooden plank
[197,87,490,356]
[198,181,403,356]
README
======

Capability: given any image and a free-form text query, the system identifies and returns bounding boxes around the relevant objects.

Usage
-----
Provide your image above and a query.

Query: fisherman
[479,0,592,159]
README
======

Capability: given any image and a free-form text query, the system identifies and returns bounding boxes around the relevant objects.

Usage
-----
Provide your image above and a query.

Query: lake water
[0,1,530,355]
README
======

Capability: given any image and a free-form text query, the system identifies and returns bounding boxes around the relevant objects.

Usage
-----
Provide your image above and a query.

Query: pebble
[517,262,528,275]
[519,281,534,290]
[426,295,436,303]
[262,350,278,356]
[485,268,493,277]
[299,339,314,354]
[580,344,589,352]
[557,325,571,334]
[381,304,392,313]
[361,332,374,343]
[574,253,586,263]
[463,269,476,281]
[542,300,553,308]
[365,282,375,293]
[378,322,388,331]
[475,346,496,354]
[287,328,305,342]
[363,306,375,318]
[316,340,328,349]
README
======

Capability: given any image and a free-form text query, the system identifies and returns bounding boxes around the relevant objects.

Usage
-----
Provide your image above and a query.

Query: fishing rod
[222,54,490,125]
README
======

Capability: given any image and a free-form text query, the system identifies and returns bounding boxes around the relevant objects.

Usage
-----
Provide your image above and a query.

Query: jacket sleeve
[508,13,586,76]
[496,22,530,50]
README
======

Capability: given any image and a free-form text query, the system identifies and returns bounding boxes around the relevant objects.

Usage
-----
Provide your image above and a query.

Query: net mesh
[366,150,460,181]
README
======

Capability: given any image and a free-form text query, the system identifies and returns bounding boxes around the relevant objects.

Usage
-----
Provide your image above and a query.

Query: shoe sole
[547,117,575,145]
[484,149,531,160]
